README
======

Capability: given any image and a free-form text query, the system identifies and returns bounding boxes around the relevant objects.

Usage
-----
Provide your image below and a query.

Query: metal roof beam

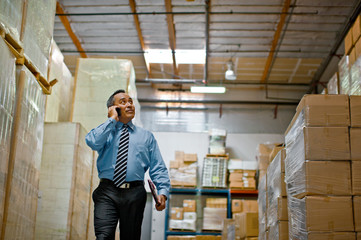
[261,0,291,83]
[129,0,150,76]
[165,0,179,78]
[56,2,87,58]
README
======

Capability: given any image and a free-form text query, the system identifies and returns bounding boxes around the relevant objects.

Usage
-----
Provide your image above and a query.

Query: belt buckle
[120,183,130,189]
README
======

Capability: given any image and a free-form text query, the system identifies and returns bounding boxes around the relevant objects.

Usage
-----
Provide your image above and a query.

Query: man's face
[113,92,135,121]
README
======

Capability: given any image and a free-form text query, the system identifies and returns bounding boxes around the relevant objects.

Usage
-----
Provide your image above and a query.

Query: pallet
[0,23,57,95]
[0,24,24,64]
[205,154,229,158]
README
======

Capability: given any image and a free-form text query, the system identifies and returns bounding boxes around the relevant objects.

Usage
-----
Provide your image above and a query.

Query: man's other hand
[155,195,167,211]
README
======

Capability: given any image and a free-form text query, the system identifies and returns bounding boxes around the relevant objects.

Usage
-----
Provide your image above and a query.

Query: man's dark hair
[107,89,126,108]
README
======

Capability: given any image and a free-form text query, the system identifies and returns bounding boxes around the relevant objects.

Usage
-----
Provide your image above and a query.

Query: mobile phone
[116,108,121,117]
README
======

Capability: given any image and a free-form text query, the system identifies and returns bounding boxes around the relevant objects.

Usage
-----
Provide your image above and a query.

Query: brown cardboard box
[353,161,361,195]
[170,207,184,220]
[195,236,217,240]
[268,221,288,240]
[350,47,357,66]
[295,94,350,127]
[287,160,352,198]
[277,197,288,221]
[345,28,354,54]
[242,200,258,212]
[351,128,361,160]
[170,160,180,169]
[183,199,196,212]
[269,145,284,163]
[206,198,227,208]
[243,170,257,177]
[175,151,184,162]
[235,212,258,238]
[350,96,361,127]
[358,232,361,240]
[356,37,361,59]
[230,180,256,189]
[232,199,242,213]
[353,15,361,43]
[307,232,356,240]
[168,237,197,240]
[305,196,354,231]
[303,127,350,160]
[229,172,244,181]
[184,153,197,163]
[355,196,361,232]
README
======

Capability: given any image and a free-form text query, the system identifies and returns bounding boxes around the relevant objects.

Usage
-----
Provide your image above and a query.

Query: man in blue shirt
[85,89,170,240]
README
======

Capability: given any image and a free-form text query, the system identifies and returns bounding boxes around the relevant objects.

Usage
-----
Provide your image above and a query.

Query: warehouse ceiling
[54,0,361,100]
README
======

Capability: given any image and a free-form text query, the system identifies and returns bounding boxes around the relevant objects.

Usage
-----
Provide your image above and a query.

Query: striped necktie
[114,124,129,187]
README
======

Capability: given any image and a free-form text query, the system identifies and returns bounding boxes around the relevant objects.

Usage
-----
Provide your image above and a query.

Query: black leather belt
[100,178,144,189]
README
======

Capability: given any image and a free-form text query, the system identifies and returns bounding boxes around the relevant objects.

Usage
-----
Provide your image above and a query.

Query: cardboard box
[351,128,361,160]
[175,151,184,162]
[345,28,354,54]
[353,15,361,43]
[202,207,227,231]
[268,221,288,240]
[235,212,259,238]
[170,207,184,220]
[267,197,288,226]
[293,196,354,231]
[183,199,196,212]
[295,94,350,127]
[269,145,284,163]
[353,161,361,195]
[229,172,244,181]
[222,219,235,240]
[297,127,350,160]
[358,232,361,240]
[170,160,180,169]
[232,199,242,213]
[355,196,361,232]
[307,232,356,240]
[195,236,218,240]
[206,198,227,208]
[356,37,361,59]
[230,180,256,189]
[183,212,197,221]
[351,96,361,127]
[243,170,257,177]
[242,200,258,212]
[286,160,352,198]
[184,153,197,163]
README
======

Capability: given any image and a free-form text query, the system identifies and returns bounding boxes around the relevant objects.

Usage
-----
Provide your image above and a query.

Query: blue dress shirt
[85,118,170,198]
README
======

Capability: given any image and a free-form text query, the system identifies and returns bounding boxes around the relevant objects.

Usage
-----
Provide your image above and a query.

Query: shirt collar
[116,120,134,131]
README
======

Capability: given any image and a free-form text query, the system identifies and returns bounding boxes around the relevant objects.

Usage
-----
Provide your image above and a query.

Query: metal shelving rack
[164,187,258,240]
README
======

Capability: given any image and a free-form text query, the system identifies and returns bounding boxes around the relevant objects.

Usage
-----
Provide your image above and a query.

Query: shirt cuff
[158,189,169,200]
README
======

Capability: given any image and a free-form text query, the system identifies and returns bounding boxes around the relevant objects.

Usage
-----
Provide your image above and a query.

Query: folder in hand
[147,179,160,206]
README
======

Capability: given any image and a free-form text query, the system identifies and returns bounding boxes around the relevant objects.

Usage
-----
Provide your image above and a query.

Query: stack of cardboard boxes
[169,151,198,187]
[202,198,227,231]
[258,175,267,239]
[231,199,258,239]
[208,129,227,155]
[256,143,282,181]
[285,94,360,239]
[266,149,288,240]
[229,169,257,190]
[169,199,197,231]
[201,157,228,188]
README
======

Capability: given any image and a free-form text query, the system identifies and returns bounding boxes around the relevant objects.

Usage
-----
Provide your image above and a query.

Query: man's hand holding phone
[108,106,120,121]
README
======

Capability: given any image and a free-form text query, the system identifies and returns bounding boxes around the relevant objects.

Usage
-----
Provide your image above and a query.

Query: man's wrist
[161,194,167,201]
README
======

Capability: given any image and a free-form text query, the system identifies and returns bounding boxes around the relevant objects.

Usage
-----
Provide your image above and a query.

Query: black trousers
[92,181,147,240]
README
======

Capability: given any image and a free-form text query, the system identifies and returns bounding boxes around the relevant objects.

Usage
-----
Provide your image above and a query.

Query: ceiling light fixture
[143,49,206,64]
[225,60,236,80]
[190,86,226,94]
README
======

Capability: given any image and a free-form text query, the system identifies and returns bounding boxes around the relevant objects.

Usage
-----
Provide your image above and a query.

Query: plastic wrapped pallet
[285,94,350,146]
[202,207,227,231]
[256,143,279,180]
[350,56,361,95]
[0,0,24,42]
[22,0,56,79]
[4,65,46,239]
[222,219,235,240]
[338,55,352,95]
[0,38,16,235]
[169,162,197,187]
[287,196,354,239]
[268,221,288,240]
[45,41,73,122]
[73,58,141,132]
[35,122,94,239]
[257,175,267,236]
[327,72,339,94]
[201,157,227,188]
[266,149,287,227]
[208,128,226,155]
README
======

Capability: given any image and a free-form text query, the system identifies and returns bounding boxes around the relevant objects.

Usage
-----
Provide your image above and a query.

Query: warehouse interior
[0,0,361,239]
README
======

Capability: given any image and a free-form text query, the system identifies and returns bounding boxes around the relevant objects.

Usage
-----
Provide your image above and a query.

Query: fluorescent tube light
[144,49,206,64]
[190,86,226,93]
